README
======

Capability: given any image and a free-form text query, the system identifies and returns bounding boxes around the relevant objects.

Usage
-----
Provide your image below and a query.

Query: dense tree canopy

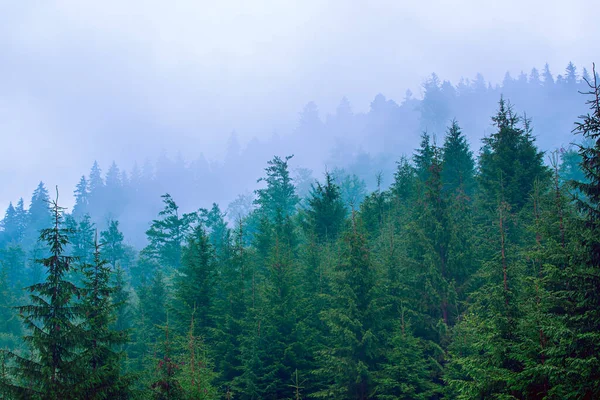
[0,63,598,399]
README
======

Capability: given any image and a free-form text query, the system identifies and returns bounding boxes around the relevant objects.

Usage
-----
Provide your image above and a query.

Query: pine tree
[149,321,184,400]
[255,212,302,399]
[414,132,435,182]
[199,203,230,262]
[24,182,52,247]
[478,97,549,212]
[88,161,105,219]
[314,215,384,399]
[557,63,600,398]
[73,176,90,218]
[254,155,299,222]
[441,120,476,196]
[70,214,95,266]
[177,310,218,399]
[76,234,130,399]
[111,265,133,333]
[303,171,347,243]
[391,156,416,205]
[0,264,21,346]
[376,307,440,399]
[145,194,196,270]
[100,220,126,268]
[212,220,248,390]
[0,202,18,246]
[89,161,104,195]
[1,190,83,399]
[171,224,216,337]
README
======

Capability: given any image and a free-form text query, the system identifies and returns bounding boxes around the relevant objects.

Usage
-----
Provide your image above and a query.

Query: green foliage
[1,194,83,399]
[76,236,131,398]
[254,155,299,222]
[145,194,196,270]
[304,171,347,243]
[2,88,600,398]
[478,98,549,212]
[314,217,384,399]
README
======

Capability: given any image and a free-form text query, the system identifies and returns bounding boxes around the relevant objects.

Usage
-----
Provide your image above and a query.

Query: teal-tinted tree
[414,132,435,182]
[254,155,299,222]
[558,64,600,398]
[23,182,52,247]
[171,224,216,338]
[478,98,549,212]
[145,194,196,270]
[100,219,127,268]
[76,235,131,398]
[441,120,476,196]
[72,176,90,218]
[314,216,384,399]
[303,171,347,243]
[0,191,83,399]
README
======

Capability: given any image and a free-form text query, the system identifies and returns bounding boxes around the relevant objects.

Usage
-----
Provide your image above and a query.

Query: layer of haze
[1,0,598,213]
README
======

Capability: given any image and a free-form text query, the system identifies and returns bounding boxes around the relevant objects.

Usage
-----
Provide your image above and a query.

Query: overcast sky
[1,0,598,212]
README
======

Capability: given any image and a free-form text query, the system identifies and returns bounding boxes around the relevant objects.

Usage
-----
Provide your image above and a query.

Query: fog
[1,0,598,225]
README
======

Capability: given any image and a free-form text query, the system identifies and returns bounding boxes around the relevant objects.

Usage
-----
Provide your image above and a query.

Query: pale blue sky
[1,0,598,211]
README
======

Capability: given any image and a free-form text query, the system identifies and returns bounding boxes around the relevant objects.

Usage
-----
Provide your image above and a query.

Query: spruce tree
[145,194,196,270]
[76,234,130,399]
[478,97,549,212]
[303,171,347,243]
[171,224,216,338]
[1,190,83,399]
[314,215,384,399]
[441,120,476,196]
[414,132,435,182]
[254,155,299,222]
[100,220,126,268]
[72,176,90,218]
[559,64,600,398]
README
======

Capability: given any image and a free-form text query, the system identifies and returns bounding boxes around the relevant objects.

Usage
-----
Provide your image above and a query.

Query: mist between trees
[0,63,599,398]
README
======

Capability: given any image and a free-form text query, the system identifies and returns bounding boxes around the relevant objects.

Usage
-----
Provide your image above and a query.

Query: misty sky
[1,0,599,212]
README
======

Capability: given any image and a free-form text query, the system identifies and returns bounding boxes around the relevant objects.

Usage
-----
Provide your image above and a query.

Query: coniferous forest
[0,63,600,399]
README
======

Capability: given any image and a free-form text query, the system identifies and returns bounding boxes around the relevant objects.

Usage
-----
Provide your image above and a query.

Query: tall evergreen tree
[478,97,549,212]
[254,155,299,222]
[1,191,83,399]
[314,216,384,399]
[145,194,196,270]
[24,182,52,246]
[559,64,600,398]
[414,132,435,182]
[100,220,126,269]
[441,120,476,196]
[76,235,130,399]
[304,172,347,243]
[171,224,216,337]
[72,176,90,218]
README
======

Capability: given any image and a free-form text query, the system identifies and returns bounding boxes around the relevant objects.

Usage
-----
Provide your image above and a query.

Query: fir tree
[314,215,384,399]
[414,132,435,182]
[145,194,196,270]
[558,63,600,398]
[441,120,476,196]
[100,220,126,268]
[254,155,299,222]
[72,176,90,218]
[304,171,347,243]
[76,234,130,399]
[478,97,549,212]
[171,224,216,338]
[1,190,83,399]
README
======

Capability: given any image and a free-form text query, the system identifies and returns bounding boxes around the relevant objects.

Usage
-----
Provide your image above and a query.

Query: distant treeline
[0,67,599,398]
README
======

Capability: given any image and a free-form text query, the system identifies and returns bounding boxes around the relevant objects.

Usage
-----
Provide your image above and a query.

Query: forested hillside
[3,63,590,249]
[0,66,599,399]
